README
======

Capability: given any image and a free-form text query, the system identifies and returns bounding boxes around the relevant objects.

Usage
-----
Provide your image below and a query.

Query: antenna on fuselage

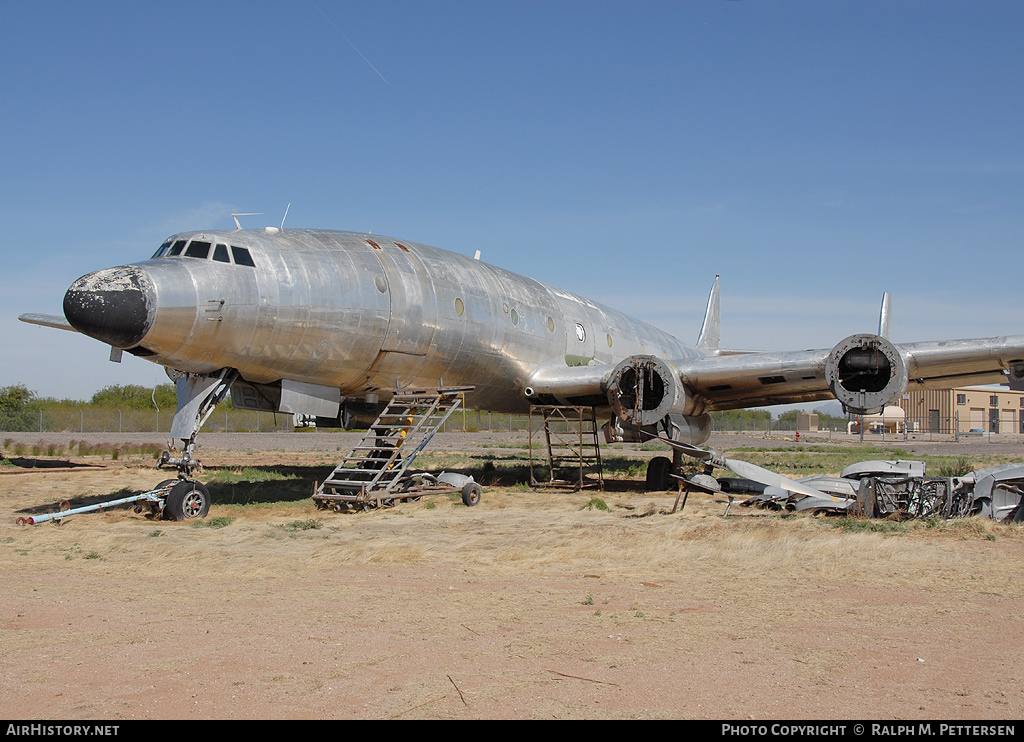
[280,203,291,230]
[232,212,264,230]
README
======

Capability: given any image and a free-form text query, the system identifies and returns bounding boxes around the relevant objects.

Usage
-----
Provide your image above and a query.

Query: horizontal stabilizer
[18,313,77,332]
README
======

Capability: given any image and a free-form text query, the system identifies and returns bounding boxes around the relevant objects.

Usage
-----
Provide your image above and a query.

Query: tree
[89,384,176,410]
[0,385,38,432]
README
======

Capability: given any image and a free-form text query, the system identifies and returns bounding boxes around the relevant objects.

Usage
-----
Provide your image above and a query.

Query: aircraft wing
[678,335,1024,412]
[18,313,78,332]
[527,334,1024,419]
[679,333,1024,411]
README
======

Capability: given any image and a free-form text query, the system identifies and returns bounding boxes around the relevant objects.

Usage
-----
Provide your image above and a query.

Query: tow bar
[15,482,177,526]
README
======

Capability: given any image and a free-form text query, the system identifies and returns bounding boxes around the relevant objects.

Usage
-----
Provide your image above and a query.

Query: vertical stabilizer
[878,291,892,339]
[696,275,721,351]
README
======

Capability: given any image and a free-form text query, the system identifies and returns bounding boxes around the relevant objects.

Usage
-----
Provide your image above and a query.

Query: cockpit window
[184,240,211,259]
[231,245,256,267]
[152,238,254,267]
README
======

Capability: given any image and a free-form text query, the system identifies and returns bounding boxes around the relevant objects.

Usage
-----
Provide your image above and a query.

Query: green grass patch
[192,516,235,529]
[831,517,906,534]
[580,497,610,511]
[277,519,323,531]
[207,468,299,484]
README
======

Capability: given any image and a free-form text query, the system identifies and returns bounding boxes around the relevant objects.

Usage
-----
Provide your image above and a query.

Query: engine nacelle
[606,355,689,427]
[825,334,908,415]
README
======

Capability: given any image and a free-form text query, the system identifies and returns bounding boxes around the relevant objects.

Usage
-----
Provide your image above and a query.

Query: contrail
[309,0,389,83]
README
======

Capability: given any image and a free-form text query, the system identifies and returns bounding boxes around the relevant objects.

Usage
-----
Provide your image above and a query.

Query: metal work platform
[314,386,477,509]
[529,405,604,490]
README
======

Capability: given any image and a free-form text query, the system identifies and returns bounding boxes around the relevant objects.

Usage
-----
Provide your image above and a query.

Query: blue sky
[3,1,1023,401]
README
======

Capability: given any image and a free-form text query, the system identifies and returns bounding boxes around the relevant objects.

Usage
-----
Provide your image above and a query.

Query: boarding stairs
[314,386,473,507]
[529,405,604,490]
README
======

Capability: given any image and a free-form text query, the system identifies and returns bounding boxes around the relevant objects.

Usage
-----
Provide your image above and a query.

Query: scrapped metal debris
[738,460,1024,522]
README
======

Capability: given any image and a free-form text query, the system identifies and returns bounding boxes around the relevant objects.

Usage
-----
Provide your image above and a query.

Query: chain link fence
[6,408,295,434]
[8,407,1022,441]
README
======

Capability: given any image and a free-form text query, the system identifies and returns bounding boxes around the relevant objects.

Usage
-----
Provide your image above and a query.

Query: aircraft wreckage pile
[719,459,1024,522]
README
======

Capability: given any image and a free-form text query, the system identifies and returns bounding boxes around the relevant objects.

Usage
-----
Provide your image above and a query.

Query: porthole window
[575,323,586,342]
[511,308,519,325]
[455,298,465,316]
[607,334,613,348]
[547,317,555,332]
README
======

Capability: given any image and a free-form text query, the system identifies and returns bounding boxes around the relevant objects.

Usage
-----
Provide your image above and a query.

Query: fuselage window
[152,241,172,258]
[184,240,211,259]
[231,246,256,267]
[213,243,231,263]
[168,240,187,256]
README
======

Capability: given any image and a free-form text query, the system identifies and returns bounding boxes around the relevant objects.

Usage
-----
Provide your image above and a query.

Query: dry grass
[2,437,1024,719]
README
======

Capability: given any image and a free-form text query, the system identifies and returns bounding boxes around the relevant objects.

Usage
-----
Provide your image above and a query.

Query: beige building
[898,387,1024,434]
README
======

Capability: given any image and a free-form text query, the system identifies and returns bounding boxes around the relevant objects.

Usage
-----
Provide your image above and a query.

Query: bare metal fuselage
[117,229,704,415]
[43,226,1024,453]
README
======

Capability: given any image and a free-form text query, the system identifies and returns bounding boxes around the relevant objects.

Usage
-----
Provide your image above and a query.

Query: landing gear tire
[645,456,672,492]
[462,482,482,507]
[163,480,210,521]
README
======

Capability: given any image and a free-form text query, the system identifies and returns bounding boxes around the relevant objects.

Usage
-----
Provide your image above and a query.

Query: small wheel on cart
[162,480,211,521]
[461,482,482,507]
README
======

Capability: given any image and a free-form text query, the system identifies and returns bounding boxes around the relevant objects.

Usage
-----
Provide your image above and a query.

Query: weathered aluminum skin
[80,229,702,415]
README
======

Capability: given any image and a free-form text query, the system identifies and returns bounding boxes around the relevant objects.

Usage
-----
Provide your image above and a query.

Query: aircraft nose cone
[63,266,156,348]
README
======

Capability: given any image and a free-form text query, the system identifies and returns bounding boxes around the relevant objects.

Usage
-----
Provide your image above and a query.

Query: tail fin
[696,275,720,351]
[878,292,892,339]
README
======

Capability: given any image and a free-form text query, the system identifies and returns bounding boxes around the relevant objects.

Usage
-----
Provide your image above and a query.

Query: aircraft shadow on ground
[16,456,658,516]
[3,457,101,471]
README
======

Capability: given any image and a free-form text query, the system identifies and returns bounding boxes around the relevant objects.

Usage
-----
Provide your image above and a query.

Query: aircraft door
[373,245,438,356]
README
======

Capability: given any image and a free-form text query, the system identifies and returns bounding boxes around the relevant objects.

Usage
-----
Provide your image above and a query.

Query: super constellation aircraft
[20,227,1024,518]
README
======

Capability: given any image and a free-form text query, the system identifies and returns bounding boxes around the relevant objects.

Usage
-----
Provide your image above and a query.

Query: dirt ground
[1,431,1022,720]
